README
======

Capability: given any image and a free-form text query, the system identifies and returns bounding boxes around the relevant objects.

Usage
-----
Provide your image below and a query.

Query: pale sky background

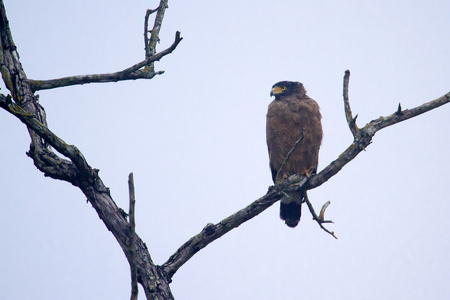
[1,0,449,299]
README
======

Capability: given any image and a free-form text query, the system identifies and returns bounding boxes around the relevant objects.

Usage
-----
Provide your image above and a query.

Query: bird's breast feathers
[267,96,321,125]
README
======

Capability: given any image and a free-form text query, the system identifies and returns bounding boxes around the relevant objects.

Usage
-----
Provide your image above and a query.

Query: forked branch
[29,0,179,92]
[29,31,182,91]
[0,1,177,298]
[304,196,336,239]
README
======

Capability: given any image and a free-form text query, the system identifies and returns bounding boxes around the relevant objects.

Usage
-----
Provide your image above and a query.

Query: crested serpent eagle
[266,81,323,227]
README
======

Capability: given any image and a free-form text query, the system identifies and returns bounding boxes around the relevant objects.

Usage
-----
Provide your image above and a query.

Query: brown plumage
[266,81,323,227]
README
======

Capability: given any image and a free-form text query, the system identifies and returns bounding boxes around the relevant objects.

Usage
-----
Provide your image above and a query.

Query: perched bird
[266,81,323,227]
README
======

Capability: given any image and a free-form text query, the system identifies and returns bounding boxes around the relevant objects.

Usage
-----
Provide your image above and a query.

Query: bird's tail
[280,191,303,228]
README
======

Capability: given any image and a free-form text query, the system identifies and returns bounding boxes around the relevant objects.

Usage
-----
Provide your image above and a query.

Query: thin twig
[275,130,304,183]
[128,173,138,300]
[343,70,359,138]
[396,103,403,115]
[319,201,331,221]
[123,31,182,75]
[304,194,337,239]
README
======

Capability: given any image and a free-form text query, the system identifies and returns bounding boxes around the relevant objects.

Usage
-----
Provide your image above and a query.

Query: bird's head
[270,81,306,100]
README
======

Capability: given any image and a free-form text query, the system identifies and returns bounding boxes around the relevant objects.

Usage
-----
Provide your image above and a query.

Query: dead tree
[1,1,449,299]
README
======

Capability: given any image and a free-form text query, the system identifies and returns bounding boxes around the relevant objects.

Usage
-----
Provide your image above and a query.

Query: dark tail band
[280,200,302,228]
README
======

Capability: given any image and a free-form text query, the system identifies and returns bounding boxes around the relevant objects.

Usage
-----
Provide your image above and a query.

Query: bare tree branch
[0,2,47,149]
[160,78,450,280]
[304,196,337,239]
[29,31,182,92]
[145,0,169,61]
[144,7,160,59]
[0,1,176,298]
[318,201,331,221]
[0,95,93,176]
[145,0,169,65]
[128,173,139,300]
[27,0,178,93]
[0,97,174,299]
[29,69,163,92]
[123,31,182,75]
[343,69,359,137]
[160,177,306,279]
[305,90,450,191]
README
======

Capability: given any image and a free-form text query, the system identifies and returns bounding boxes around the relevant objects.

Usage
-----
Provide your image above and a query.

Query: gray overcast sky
[1,0,449,299]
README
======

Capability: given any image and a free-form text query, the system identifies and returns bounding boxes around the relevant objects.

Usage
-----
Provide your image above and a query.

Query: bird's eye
[281,87,286,91]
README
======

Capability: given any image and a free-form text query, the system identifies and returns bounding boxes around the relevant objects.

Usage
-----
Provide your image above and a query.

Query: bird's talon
[303,166,316,178]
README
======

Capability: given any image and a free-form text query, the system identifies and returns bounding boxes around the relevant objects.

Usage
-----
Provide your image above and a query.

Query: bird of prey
[266,81,323,227]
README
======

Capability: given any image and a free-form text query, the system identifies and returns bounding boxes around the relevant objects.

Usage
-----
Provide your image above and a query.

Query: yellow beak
[270,86,284,96]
